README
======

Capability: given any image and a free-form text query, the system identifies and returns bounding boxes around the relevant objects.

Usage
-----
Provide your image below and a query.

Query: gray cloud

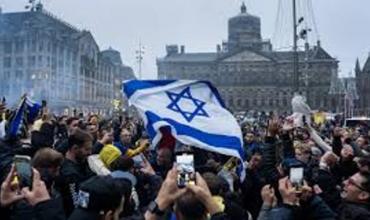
[2,0,369,78]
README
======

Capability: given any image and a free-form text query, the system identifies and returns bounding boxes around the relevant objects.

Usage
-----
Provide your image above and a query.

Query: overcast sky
[2,0,370,79]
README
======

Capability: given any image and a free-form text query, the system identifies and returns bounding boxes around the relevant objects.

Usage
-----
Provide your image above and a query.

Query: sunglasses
[347,178,369,193]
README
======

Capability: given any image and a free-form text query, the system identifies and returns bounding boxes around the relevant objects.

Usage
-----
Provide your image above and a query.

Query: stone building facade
[355,57,370,116]
[0,3,134,113]
[157,3,340,113]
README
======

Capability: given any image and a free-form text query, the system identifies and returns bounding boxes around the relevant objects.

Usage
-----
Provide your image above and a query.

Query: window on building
[73,52,78,62]
[15,70,22,79]
[3,57,11,68]
[59,59,64,69]
[261,99,266,106]
[331,98,336,107]
[4,42,12,54]
[16,57,23,67]
[59,46,64,56]
[316,97,321,107]
[31,40,36,52]
[47,42,51,52]
[229,98,234,106]
[237,99,242,107]
[283,99,288,106]
[4,71,10,79]
[15,41,24,53]
[323,97,328,108]
[28,56,36,67]
[245,99,250,108]
[38,56,43,67]
[39,42,44,52]
[269,99,274,107]
[253,99,257,106]
[52,43,57,54]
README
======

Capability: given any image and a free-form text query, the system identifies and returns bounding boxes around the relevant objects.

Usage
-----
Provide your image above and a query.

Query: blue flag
[123,80,246,180]
[8,96,41,138]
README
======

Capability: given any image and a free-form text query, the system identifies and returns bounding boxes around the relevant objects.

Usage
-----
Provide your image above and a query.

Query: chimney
[216,44,221,53]
[222,41,228,52]
[36,2,43,12]
[166,45,178,56]
[180,45,185,54]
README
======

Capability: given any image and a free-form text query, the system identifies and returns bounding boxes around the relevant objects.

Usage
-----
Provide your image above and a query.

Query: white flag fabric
[122,80,246,179]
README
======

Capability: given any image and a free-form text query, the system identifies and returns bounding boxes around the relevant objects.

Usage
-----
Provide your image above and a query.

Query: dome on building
[101,47,123,65]
[228,2,261,51]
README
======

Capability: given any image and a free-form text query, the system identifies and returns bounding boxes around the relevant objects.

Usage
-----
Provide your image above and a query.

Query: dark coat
[55,159,95,217]
[337,202,370,220]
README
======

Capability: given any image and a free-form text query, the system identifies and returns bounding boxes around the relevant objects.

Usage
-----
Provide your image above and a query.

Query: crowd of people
[0,100,369,220]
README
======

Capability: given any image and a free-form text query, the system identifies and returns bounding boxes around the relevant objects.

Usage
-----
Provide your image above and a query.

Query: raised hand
[21,169,50,206]
[261,184,277,207]
[0,165,24,207]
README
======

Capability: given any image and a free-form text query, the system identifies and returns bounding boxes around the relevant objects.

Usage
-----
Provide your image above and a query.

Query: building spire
[355,58,361,76]
[241,2,247,14]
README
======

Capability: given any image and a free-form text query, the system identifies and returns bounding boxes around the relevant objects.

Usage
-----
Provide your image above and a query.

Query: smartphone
[289,167,304,192]
[132,153,145,168]
[14,155,33,188]
[176,153,195,188]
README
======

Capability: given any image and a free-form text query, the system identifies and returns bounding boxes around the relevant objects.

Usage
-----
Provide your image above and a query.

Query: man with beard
[56,128,95,217]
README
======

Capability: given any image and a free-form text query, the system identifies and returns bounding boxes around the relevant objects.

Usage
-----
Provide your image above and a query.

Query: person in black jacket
[55,128,95,217]
[241,151,263,219]
[203,172,249,220]
[338,171,370,220]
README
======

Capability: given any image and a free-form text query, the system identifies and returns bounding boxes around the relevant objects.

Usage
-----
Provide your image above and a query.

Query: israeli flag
[8,96,41,138]
[123,80,246,180]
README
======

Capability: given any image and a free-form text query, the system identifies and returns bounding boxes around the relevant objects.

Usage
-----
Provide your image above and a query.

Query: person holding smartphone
[145,166,228,220]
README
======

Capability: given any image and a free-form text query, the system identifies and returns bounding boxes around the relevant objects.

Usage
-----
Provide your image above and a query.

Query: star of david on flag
[166,87,209,122]
[122,80,246,180]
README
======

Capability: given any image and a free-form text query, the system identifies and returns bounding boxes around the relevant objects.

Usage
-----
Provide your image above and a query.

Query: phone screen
[132,153,145,168]
[176,154,195,188]
[14,155,33,188]
[290,167,304,190]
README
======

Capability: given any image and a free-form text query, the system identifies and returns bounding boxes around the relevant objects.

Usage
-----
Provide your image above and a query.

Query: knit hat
[99,144,122,168]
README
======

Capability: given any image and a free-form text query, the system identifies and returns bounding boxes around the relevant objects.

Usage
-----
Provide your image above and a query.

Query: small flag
[7,96,41,138]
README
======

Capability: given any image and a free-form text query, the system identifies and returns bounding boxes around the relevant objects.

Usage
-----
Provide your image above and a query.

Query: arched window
[237,99,242,106]
[283,99,288,106]
[269,99,274,107]
[253,99,257,106]
[245,99,250,108]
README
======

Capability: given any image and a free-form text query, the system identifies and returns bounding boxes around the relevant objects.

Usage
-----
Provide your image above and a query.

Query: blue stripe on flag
[8,98,26,137]
[145,111,245,160]
[197,81,226,108]
[123,80,176,99]
[25,97,41,122]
